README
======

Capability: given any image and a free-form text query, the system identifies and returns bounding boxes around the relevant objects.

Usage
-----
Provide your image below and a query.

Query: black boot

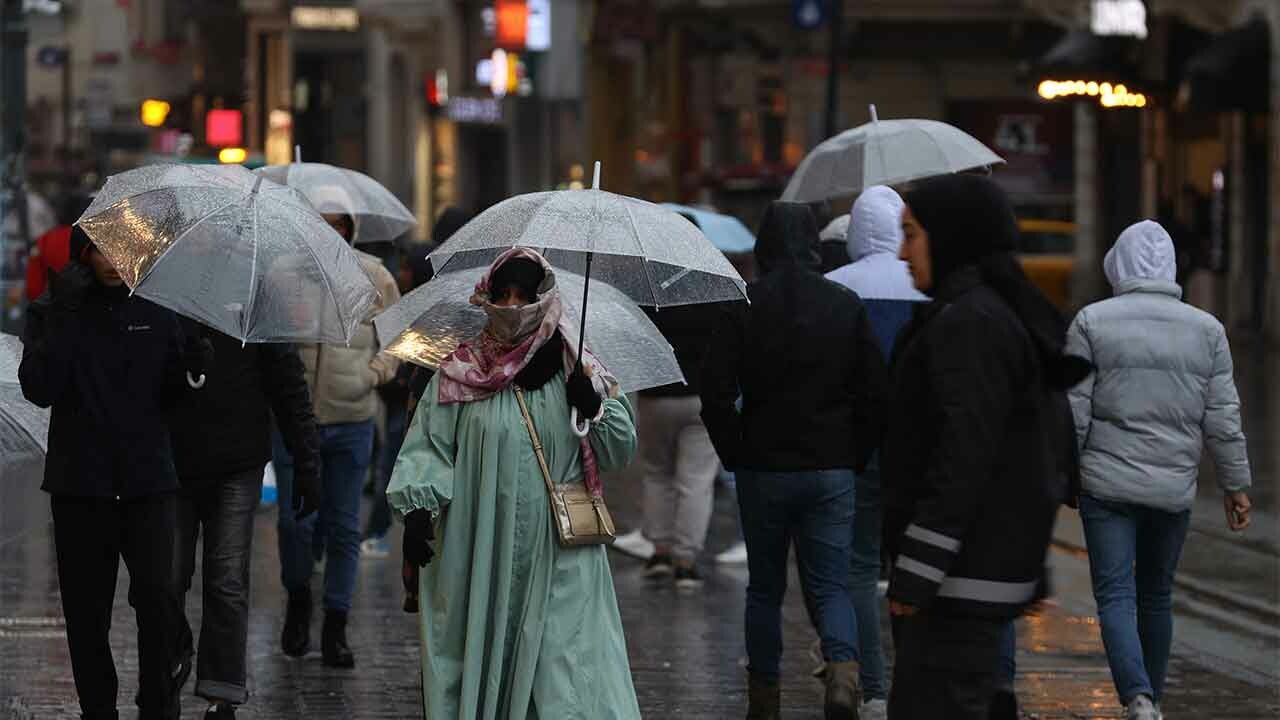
[281,588,312,657]
[321,609,355,668]
[746,671,781,720]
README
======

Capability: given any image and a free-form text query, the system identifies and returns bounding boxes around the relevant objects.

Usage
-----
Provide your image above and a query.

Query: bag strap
[513,387,557,497]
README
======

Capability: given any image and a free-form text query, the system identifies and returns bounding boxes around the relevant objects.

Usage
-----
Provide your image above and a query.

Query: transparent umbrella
[782,105,1005,203]
[374,265,684,395]
[76,163,379,345]
[257,160,417,245]
[0,334,49,456]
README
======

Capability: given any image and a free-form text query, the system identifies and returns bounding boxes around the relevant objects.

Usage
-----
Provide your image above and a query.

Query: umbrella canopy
[77,163,379,344]
[256,162,417,245]
[0,334,49,456]
[427,189,748,309]
[375,266,683,394]
[782,108,1005,203]
[661,204,756,255]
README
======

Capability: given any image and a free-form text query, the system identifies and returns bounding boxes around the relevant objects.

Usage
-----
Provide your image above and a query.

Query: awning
[1032,29,1144,86]
[1180,18,1270,113]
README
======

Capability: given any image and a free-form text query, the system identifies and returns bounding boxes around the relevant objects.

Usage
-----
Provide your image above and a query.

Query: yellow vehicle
[1017,218,1076,311]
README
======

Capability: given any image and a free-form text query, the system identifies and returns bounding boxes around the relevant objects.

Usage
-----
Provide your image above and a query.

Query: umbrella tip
[294,145,302,163]
[592,161,601,191]
[869,104,879,123]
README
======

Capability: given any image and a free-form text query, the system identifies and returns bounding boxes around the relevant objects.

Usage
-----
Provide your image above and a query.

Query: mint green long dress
[387,373,642,720]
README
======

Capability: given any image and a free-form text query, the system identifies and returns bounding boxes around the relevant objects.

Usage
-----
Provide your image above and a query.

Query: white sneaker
[715,541,748,565]
[1126,695,1162,720]
[860,699,888,720]
[611,530,655,560]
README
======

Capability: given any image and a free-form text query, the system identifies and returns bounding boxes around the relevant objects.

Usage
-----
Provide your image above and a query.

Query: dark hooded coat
[700,202,887,473]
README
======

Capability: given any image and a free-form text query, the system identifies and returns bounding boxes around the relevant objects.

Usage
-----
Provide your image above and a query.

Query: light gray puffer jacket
[1065,220,1251,512]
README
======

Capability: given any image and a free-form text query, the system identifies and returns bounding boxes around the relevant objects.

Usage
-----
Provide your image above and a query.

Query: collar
[927,265,984,303]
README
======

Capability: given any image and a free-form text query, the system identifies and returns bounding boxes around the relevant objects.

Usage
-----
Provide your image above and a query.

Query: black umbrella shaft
[576,251,592,370]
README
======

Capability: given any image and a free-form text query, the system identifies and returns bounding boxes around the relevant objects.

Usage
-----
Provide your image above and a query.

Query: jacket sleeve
[160,313,201,408]
[587,394,638,474]
[848,302,888,473]
[699,303,747,471]
[1064,312,1095,454]
[18,300,73,408]
[260,343,321,482]
[387,374,459,518]
[1202,328,1251,493]
[887,311,1023,610]
[367,265,402,386]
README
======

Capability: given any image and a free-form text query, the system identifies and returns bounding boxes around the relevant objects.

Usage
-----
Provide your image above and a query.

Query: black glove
[565,365,602,420]
[403,509,436,568]
[182,337,215,377]
[47,264,94,312]
[292,466,321,520]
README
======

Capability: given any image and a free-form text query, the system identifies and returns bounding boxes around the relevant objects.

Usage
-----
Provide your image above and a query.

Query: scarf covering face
[436,247,620,494]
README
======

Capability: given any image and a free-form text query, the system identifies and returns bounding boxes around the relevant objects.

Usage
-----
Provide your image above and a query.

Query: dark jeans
[175,468,263,705]
[52,493,186,720]
[274,420,375,612]
[1079,494,1191,705]
[737,469,857,678]
[850,462,887,699]
[889,611,1005,720]
[364,402,407,540]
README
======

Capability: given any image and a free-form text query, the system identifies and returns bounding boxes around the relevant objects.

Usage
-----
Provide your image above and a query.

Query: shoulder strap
[513,387,557,496]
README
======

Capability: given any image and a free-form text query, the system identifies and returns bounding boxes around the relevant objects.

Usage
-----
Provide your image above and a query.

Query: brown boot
[746,671,781,720]
[824,660,862,720]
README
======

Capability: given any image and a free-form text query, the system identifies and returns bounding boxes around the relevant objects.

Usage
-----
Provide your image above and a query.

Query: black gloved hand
[292,466,321,520]
[403,509,436,568]
[565,365,602,420]
[47,264,94,312]
[182,337,215,376]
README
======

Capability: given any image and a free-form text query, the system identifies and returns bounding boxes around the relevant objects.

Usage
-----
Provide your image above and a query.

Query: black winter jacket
[700,202,887,473]
[640,303,725,398]
[170,324,320,486]
[20,284,194,498]
[882,268,1068,619]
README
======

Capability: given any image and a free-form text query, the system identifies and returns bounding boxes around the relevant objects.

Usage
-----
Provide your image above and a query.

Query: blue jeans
[364,403,406,539]
[1079,494,1191,705]
[274,420,375,613]
[737,469,857,678]
[849,462,887,700]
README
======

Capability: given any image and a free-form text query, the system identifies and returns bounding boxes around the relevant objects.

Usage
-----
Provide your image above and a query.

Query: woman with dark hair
[882,175,1088,720]
[388,248,641,719]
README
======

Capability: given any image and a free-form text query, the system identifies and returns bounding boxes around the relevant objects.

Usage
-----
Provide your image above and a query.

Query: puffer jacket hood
[847,185,905,261]
[754,202,822,274]
[1104,220,1177,293]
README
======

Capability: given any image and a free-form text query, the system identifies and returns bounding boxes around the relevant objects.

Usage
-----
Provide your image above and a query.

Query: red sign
[496,0,528,49]
[205,109,243,148]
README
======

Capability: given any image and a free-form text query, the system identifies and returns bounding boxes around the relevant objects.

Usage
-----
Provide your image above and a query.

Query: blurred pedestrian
[1065,220,1253,720]
[274,209,400,668]
[825,185,927,720]
[883,175,1087,720]
[818,214,853,273]
[170,322,321,720]
[637,302,725,588]
[389,248,642,719]
[24,194,92,302]
[701,202,888,720]
[19,228,213,720]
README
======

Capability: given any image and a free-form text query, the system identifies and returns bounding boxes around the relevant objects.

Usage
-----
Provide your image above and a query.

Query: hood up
[1104,220,1178,293]
[847,185,905,261]
[754,202,822,274]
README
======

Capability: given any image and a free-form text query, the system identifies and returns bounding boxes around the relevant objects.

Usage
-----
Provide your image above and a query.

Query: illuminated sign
[291,6,360,31]
[1038,79,1148,109]
[526,0,551,51]
[218,148,248,164]
[140,99,170,127]
[1091,0,1147,39]
[496,0,528,49]
[447,97,503,125]
[206,109,244,147]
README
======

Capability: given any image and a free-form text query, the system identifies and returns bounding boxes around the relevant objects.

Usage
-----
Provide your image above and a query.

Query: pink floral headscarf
[436,247,619,495]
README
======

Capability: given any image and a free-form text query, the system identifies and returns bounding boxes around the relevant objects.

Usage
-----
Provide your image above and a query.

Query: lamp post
[1,0,31,333]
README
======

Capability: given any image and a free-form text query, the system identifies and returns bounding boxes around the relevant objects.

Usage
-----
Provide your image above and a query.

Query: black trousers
[52,493,186,720]
[888,611,1005,720]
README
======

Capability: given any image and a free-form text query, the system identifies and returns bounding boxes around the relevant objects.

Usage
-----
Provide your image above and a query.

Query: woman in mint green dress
[388,248,642,719]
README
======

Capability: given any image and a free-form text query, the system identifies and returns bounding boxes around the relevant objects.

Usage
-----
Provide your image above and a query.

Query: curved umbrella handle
[186,371,207,389]
[569,408,591,438]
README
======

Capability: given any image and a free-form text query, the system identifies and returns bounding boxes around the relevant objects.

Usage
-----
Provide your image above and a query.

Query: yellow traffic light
[141,99,171,128]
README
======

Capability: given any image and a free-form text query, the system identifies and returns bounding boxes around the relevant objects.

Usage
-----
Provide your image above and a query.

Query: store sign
[496,0,528,49]
[35,46,67,68]
[447,97,503,125]
[1091,0,1147,39]
[526,0,550,51]
[291,6,360,31]
[206,109,243,148]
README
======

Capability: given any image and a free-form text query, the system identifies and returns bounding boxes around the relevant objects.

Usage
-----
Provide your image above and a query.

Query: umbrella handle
[569,408,591,438]
[187,371,206,389]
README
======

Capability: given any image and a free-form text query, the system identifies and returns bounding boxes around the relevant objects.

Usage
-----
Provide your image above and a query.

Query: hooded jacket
[825,186,928,358]
[1066,220,1251,512]
[700,202,887,473]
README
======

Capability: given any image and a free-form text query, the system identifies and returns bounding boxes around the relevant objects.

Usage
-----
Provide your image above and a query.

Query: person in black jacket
[701,202,888,720]
[170,322,320,720]
[882,175,1087,720]
[19,228,213,720]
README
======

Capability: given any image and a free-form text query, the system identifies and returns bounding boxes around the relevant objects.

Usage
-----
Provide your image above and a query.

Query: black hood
[754,202,822,274]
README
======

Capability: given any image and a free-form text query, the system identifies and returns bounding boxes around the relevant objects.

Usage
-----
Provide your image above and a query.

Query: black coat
[700,202,887,473]
[882,268,1068,619]
[20,285,193,498]
[640,303,725,398]
[170,325,320,486]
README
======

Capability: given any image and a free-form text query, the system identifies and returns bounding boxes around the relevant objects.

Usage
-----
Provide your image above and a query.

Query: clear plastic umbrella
[0,334,49,456]
[76,163,379,345]
[257,160,417,245]
[374,265,684,395]
[782,105,1005,203]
